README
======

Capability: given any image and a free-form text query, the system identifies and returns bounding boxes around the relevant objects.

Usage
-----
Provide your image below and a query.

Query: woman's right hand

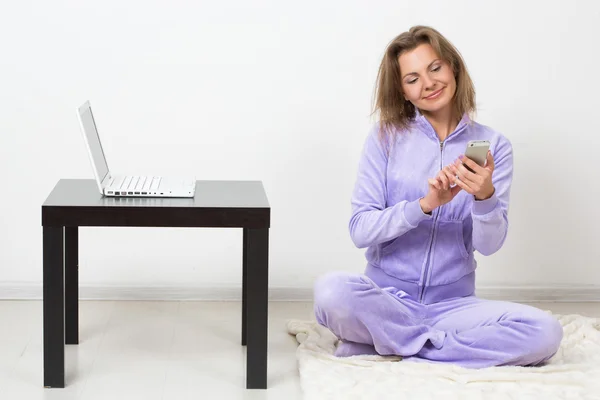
[419,166,462,214]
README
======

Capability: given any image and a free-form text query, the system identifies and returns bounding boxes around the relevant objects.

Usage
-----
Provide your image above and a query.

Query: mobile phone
[463,140,490,173]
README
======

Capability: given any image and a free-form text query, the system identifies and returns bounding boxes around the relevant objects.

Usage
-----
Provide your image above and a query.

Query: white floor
[0,301,598,400]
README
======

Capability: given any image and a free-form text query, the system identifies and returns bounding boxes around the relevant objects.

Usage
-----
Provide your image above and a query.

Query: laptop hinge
[100,173,112,191]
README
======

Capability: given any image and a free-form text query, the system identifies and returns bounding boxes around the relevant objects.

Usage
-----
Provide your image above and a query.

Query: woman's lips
[424,88,444,100]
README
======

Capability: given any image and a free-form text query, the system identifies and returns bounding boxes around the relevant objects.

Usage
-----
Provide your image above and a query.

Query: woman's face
[398,43,456,116]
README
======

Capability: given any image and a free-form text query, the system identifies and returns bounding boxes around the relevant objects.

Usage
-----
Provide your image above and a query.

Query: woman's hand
[419,168,463,214]
[450,151,495,200]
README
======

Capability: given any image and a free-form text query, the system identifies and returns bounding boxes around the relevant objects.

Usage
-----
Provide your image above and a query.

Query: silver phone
[463,140,490,172]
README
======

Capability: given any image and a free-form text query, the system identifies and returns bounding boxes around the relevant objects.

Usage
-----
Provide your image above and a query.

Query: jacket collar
[413,109,471,142]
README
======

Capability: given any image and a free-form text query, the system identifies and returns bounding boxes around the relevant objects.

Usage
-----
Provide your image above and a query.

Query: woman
[313,26,563,368]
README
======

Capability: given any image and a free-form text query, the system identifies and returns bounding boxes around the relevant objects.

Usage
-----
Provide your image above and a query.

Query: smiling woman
[312,25,564,369]
[373,26,476,142]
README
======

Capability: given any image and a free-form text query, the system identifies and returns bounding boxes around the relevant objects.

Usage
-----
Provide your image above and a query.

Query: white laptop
[77,101,196,198]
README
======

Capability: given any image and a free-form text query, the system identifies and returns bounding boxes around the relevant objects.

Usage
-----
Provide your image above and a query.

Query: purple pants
[314,271,563,368]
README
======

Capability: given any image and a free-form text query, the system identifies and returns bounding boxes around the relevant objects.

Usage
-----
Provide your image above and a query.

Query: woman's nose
[421,74,436,91]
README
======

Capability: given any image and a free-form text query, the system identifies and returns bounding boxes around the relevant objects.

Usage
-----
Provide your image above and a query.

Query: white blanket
[287,313,600,400]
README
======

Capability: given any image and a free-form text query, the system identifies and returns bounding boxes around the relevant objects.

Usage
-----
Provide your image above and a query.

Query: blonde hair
[373,26,476,139]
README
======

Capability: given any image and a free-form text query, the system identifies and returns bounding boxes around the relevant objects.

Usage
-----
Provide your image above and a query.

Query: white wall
[1,0,599,299]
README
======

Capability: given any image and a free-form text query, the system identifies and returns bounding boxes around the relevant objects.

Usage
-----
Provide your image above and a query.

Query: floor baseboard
[0,284,313,301]
[0,284,599,302]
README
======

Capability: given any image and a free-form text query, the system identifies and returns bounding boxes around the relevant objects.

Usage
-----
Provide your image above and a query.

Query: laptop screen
[79,104,109,183]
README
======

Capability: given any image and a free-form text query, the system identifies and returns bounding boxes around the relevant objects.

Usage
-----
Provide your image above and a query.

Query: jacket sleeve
[349,126,432,249]
[471,136,513,256]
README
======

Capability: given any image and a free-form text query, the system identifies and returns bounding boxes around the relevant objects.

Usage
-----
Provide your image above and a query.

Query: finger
[458,159,492,190]
[453,174,476,195]
[453,160,481,185]
[437,171,449,190]
[450,164,476,190]
[442,166,457,186]
[428,178,441,190]
[450,163,476,188]
[485,151,495,172]
[459,155,485,175]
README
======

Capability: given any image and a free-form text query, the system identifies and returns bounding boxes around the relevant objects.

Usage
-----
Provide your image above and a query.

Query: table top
[43,179,270,209]
[42,179,270,228]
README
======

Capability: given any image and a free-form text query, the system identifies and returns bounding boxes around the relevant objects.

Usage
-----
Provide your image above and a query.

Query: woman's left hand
[450,151,495,200]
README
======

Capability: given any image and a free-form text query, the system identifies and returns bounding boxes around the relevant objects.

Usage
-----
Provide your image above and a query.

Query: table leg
[242,228,248,346]
[245,228,269,389]
[65,227,79,345]
[43,226,65,388]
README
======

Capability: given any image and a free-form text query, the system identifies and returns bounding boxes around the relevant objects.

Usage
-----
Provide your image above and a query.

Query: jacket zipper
[419,140,444,303]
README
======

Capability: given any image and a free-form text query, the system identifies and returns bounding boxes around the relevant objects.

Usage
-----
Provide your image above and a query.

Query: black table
[41,179,270,389]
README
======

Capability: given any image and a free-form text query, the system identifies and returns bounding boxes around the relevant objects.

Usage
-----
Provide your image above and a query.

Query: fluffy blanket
[287,313,600,399]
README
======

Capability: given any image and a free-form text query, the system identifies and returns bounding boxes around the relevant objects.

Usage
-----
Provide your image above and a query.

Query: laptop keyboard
[112,176,161,193]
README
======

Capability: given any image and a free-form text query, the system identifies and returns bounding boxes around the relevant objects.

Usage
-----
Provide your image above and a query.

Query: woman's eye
[407,66,440,84]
